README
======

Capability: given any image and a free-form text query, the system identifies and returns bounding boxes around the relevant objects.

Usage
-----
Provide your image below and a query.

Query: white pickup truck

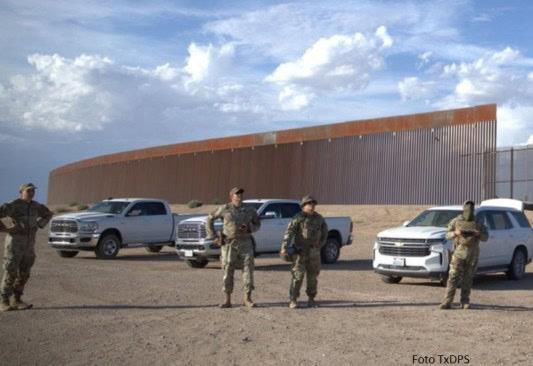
[373,199,533,285]
[48,198,194,259]
[175,199,353,268]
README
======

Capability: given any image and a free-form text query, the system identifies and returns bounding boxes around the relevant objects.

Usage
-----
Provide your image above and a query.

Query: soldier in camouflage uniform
[207,187,261,308]
[0,183,53,312]
[280,196,328,309]
[440,200,488,310]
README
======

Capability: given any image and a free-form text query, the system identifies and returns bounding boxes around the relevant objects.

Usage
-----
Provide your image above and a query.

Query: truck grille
[378,238,433,257]
[177,222,206,239]
[51,220,78,233]
[378,245,431,257]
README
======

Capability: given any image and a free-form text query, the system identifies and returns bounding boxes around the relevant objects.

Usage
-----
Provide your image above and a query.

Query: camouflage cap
[300,195,317,207]
[19,183,37,192]
[229,187,244,195]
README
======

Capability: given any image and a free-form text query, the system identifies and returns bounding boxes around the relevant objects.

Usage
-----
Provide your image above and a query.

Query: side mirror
[402,220,410,227]
[261,211,277,219]
[127,209,142,217]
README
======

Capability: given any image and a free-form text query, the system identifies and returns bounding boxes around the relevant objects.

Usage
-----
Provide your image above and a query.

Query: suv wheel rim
[104,239,117,256]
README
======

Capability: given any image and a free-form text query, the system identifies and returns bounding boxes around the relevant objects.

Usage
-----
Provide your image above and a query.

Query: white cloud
[398,77,437,102]
[0,50,264,133]
[528,135,533,145]
[183,43,235,87]
[266,27,392,110]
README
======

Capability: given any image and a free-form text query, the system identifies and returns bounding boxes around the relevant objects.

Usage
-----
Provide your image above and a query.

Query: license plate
[393,257,405,266]
[184,250,194,257]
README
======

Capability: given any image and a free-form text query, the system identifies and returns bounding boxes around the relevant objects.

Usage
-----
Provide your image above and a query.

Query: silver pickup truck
[48,198,194,259]
[175,199,353,268]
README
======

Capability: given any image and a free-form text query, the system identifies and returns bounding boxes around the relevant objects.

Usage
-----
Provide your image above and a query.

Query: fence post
[510,147,514,199]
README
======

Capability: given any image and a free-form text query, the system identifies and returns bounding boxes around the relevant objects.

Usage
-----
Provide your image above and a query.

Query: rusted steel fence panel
[48,105,497,205]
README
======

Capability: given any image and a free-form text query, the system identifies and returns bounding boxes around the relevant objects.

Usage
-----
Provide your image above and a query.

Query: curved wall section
[48,105,497,205]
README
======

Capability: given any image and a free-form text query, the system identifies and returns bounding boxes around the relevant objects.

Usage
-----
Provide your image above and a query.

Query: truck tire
[507,248,526,280]
[96,234,121,259]
[186,259,209,268]
[57,250,79,258]
[321,237,340,264]
[145,245,163,253]
[381,275,402,284]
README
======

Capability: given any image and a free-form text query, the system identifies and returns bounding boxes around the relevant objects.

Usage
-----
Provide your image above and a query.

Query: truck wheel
[381,275,402,284]
[145,245,163,253]
[96,234,121,259]
[57,250,79,258]
[507,248,526,280]
[321,237,340,264]
[186,259,209,268]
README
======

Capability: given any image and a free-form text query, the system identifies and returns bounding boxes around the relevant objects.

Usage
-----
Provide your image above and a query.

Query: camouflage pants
[1,234,36,298]
[444,252,479,304]
[220,237,254,294]
[289,248,321,300]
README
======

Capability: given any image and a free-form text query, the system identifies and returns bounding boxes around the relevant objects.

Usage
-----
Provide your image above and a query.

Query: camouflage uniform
[442,201,488,308]
[207,202,261,295]
[0,198,53,304]
[281,199,328,303]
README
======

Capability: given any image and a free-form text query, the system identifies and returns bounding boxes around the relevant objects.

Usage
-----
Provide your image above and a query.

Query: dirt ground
[1,205,532,366]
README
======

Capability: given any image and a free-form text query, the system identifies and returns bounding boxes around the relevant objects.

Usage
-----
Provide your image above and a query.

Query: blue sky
[1,0,532,203]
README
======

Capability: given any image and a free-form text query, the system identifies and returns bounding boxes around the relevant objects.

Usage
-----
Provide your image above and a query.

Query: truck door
[482,210,514,267]
[144,202,173,242]
[123,202,150,243]
[255,203,284,252]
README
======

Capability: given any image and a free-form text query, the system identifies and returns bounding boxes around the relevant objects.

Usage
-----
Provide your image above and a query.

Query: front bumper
[372,244,450,279]
[48,233,100,251]
[175,239,220,260]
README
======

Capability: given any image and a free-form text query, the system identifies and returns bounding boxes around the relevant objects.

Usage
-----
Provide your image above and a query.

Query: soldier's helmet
[300,195,317,207]
[19,183,37,192]
[229,187,244,195]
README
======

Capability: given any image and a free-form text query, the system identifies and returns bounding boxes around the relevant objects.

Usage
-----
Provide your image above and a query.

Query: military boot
[461,303,471,310]
[1,296,13,312]
[12,293,33,310]
[219,293,232,308]
[307,297,318,308]
[288,299,298,309]
[243,292,256,308]
[439,301,452,310]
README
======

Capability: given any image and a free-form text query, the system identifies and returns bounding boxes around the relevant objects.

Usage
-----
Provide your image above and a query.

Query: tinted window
[486,211,513,230]
[261,203,281,218]
[476,212,490,228]
[280,203,301,218]
[145,202,167,215]
[408,210,462,228]
[509,211,531,228]
[89,201,129,214]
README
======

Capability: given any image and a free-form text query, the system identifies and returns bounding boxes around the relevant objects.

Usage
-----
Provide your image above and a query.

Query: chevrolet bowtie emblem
[395,242,404,247]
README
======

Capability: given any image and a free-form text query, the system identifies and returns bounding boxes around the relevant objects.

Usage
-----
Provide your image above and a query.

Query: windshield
[88,201,130,214]
[407,210,461,228]
[242,202,263,211]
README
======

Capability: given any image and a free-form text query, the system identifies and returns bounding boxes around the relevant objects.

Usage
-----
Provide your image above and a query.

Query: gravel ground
[1,205,532,366]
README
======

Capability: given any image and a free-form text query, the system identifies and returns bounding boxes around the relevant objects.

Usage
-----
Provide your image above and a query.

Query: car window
[280,203,301,219]
[261,203,281,218]
[509,211,531,228]
[486,211,513,230]
[127,203,148,216]
[89,201,129,214]
[407,210,462,227]
[145,202,167,215]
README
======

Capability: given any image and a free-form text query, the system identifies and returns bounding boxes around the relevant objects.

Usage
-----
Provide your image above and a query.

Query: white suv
[373,199,533,285]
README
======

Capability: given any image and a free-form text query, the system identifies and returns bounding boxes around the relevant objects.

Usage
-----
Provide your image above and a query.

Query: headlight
[79,222,98,233]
